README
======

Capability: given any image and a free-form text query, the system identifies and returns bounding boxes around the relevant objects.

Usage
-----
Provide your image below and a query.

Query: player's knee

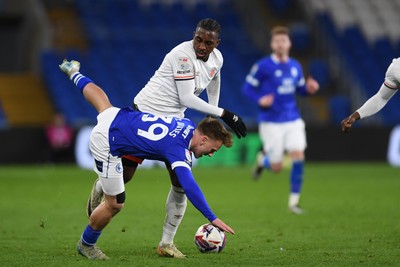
[290,151,304,161]
[106,192,125,214]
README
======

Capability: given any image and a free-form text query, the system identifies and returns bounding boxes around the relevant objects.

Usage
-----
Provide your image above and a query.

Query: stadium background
[1,1,400,266]
[0,0,400,164]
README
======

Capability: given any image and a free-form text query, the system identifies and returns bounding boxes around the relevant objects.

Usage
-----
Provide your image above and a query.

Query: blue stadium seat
[308,58,329,88]
[290,23,311,52]
[329,96,351,125]
[41,0,263,125]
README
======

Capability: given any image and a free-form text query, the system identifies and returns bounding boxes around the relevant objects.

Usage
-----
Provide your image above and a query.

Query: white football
[194,223,226,253]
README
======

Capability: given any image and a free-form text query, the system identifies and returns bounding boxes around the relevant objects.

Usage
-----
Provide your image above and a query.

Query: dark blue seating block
[308,58,329,88]
[329,96,351,124]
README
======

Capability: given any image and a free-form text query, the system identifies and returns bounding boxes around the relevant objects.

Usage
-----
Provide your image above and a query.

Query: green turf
[0,163,399,266]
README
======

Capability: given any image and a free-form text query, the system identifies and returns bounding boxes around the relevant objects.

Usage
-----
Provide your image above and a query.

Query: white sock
[289,193,300,207]
[95,179,103,193]
[160,186,187,245]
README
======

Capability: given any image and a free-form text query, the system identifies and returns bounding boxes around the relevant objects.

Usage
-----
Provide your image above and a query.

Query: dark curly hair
[196,18,221,37]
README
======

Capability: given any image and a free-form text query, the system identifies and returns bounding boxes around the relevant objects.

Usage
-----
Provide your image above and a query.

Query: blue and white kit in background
[90,106,216,221]
[242,54,308,162]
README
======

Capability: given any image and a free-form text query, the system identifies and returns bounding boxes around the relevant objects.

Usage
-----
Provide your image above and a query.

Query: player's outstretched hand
[341,112,360,133]
[341,117,353,132]
[211,218,235,235]
[221,109,247,138]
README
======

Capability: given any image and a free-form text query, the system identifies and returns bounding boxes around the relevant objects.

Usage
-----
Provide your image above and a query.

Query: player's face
[192,137,223,159]
[193,27,220,62]
[270,33,291,57]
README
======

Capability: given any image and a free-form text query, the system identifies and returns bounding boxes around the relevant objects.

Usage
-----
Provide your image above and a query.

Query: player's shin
[160,186,187,245]
[81,225,102,246]
[289,160,304,207]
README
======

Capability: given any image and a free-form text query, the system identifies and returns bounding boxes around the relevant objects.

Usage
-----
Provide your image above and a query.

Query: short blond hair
[270,26,290,37]
[197,117,233,148]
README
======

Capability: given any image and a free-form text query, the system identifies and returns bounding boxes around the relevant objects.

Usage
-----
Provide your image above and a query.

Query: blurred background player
[242,26,319,214]
[60,59,235,260]
[45,113,74,163]
[341,57,400,132]
[86,18,246,258]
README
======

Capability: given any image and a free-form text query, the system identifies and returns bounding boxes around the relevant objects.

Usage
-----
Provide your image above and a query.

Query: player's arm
[295,63,319,96]
[172,53,246,138]
[173,165,235,234]
[341,83,397,132]
[206,72,220,107]
[177,81,246,137]
[59,60,112,113]
[296,76,319,96]
[176,79,224,116]
[242,63,265,103]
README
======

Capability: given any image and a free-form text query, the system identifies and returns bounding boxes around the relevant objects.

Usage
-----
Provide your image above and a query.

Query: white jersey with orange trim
[133,40,224,118]
[356,57,400,119]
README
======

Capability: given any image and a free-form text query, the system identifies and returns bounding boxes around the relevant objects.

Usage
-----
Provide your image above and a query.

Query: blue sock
[262,155,271,169]
[81,225,102,246]
[290,160,304,193]
[71,73,93,93]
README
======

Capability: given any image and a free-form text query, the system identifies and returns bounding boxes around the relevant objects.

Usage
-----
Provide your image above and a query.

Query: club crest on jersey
[210,67,218,77]
[185,149,193,166]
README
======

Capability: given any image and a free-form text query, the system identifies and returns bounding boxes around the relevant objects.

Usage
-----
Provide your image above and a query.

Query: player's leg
[253,122,284,179]
[78,108,124,260]
[285,119,307,214]
[59,59,112,113]
[158,163,187,258]
[79,163,125,260]
[87,155,142,217]
[79,185,125,260]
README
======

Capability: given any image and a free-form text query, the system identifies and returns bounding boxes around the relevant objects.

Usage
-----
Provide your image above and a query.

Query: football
[194,223,226,253]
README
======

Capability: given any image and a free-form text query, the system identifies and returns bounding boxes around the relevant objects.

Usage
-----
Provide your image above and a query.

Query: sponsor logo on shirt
[277,78,295,94]
[178,57,191,71]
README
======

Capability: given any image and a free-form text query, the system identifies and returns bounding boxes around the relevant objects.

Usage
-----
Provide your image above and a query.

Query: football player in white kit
[342,58,400,131]
[242,26,319,214]
[87,18,246,258]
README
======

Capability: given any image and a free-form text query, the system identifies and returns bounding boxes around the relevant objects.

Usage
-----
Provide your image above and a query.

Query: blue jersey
[107,107,216,221]
[242,54,308,123]
[109,107,194,167]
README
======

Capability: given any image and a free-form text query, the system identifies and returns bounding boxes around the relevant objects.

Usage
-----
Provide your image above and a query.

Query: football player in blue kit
[242,26,319,214]
[59,59,235,260]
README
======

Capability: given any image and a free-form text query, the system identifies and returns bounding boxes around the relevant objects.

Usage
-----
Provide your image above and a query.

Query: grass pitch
[0,163,399,266]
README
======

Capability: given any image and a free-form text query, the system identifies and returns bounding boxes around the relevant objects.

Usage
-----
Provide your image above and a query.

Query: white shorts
[90,107,124,196]
[259,118,307,163]
[384,58,400,89]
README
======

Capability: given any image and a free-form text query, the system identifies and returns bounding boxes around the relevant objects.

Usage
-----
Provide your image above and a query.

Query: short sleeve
[170,51,195,81]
